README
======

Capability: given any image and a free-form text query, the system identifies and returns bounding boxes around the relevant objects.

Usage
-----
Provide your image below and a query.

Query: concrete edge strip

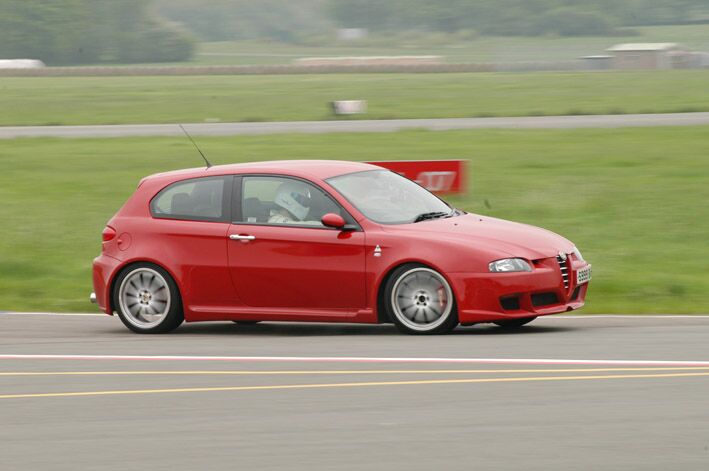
[2,112,709,139]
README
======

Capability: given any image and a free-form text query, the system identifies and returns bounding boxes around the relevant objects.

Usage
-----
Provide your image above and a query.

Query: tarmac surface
[1,313,709,470]
[1,112,709,139]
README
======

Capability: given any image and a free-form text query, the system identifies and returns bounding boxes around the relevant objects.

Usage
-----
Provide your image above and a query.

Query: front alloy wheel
[385,264,458,335]
[114,263,183,333]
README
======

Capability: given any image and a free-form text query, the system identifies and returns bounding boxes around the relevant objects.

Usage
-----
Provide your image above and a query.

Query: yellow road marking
[2,367,709,377]
[1,371,709,399]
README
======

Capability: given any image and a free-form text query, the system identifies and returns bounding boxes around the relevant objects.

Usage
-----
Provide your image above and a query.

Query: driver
[269,181,315,224]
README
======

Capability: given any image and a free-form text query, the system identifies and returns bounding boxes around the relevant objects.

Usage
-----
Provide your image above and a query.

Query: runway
[1,313,708,470]
[1,112,708,139]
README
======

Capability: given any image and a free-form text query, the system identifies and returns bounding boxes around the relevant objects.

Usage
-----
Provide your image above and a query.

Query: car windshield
[327,169,453,224]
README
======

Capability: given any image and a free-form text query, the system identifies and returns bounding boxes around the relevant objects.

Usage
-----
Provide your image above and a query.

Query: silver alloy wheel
[390,267,453,332]
[118,267,171,329]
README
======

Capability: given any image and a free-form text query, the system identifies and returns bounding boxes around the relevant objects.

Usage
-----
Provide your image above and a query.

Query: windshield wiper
[413,211,451,223]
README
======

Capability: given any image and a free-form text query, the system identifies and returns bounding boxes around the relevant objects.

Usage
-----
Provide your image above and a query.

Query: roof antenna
[179,124,212,169]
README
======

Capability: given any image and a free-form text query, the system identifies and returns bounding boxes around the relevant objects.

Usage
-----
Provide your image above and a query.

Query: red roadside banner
[366,160,467,195]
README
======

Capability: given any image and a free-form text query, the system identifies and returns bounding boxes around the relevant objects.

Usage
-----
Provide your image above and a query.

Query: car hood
[384,213,574,260]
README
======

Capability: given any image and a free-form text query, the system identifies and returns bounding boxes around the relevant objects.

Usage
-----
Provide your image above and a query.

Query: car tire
[113,263,184,334]
[384,263,458,335]
[493,316,537,329]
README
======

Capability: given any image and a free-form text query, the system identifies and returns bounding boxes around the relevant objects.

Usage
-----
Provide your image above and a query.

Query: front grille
[532,292,559,307]
[557,255,569,289]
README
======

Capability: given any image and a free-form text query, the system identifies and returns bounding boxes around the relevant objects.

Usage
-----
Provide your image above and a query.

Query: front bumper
[451,256,591,324]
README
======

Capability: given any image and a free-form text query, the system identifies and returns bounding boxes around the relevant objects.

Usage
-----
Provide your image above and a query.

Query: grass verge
[0,70,707,126]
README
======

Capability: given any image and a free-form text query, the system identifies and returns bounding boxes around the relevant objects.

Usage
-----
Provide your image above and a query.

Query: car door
[148,175,235,309]
[227,174,366,311]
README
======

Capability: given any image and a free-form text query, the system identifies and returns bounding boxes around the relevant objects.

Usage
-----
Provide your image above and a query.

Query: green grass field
[1,70,708,126]
[1,126,708,314]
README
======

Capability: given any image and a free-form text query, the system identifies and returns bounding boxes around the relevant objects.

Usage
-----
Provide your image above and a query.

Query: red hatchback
[92,160,591,334]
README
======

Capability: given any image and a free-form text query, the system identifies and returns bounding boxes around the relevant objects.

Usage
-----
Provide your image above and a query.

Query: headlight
[489,258,532,273]
[572,246,585,262]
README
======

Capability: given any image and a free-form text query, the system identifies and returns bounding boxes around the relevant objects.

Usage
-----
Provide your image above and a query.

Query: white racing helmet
[273,181,311,221]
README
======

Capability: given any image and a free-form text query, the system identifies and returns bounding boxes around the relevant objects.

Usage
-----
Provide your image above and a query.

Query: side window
[151,176,228,222]
[240,176,343,227]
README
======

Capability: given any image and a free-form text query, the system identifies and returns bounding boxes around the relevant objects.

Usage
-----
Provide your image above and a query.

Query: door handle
[229,234,256,241]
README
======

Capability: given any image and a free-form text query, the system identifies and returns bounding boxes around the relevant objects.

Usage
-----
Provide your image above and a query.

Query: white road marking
[2,354,709,367]
[0,311,709,322]
[2,312,709,318]
[552,315,709,319]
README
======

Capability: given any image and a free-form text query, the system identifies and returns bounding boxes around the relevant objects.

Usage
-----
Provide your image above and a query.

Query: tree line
[1,0,706,65]
[326,0,709,36]
[153,0,328,43]
[157,0,708,41]
[0,0,194,65]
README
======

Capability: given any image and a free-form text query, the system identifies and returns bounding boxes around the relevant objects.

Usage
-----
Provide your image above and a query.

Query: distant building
[336,28,368,41]
[606,43,689,69]
[689,51,709,68]
[295,56,443,67]
[580,55,613,70]
[0,59,45,69]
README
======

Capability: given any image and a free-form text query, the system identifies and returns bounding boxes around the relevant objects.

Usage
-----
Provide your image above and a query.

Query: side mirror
[321,213,346,229]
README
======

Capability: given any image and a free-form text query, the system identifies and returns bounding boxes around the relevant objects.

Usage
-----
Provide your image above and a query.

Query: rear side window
[151,176,229,222]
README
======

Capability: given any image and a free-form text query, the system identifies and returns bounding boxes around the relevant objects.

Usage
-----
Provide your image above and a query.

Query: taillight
[102,226,116,242]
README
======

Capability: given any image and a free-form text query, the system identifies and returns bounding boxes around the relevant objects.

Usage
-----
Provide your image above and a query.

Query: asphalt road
[1,112,709,139]
[1,313,709,470]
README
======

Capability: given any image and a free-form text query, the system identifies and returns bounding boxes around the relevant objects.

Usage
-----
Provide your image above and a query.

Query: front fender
[364,231,503,320]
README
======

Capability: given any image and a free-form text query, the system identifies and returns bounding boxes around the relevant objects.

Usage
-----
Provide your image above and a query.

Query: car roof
[143,160,380,183]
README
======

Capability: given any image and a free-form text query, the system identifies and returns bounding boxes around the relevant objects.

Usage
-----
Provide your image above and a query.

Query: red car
[91,160,591,334]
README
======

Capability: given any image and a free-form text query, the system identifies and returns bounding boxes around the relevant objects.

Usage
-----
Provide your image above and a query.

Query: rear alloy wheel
[494,316,537,329]
[114,263,183,334]
[385,264,458,335]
